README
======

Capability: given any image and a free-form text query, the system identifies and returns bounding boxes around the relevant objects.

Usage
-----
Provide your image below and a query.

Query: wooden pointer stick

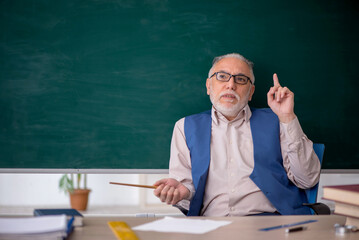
[109,182,157,189]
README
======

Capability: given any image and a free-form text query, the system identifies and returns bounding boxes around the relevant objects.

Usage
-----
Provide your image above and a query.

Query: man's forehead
[213,57,250,72]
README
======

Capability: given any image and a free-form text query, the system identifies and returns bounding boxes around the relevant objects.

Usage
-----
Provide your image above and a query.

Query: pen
[259,219,317,231]
[285,226,307,233]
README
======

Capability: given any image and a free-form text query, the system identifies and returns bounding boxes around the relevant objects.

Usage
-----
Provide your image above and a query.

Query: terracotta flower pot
[69,189,91,211]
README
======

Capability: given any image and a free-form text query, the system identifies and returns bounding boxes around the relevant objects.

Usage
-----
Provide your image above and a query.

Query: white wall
[0,173,358,209]
[0,174,141,206]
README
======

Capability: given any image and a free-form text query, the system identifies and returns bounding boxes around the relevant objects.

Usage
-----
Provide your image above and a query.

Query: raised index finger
[273,73,281,87]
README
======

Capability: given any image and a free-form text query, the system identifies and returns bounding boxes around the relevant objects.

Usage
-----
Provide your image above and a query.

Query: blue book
[34,208,83,227]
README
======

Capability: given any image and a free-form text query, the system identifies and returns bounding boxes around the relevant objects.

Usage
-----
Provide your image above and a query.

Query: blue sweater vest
[184,108,311,216]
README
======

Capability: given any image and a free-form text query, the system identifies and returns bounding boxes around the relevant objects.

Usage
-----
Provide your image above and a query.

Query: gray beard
[209,92,246,118]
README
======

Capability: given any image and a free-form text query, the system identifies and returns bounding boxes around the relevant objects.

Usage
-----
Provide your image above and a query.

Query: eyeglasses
[210,71,253,85]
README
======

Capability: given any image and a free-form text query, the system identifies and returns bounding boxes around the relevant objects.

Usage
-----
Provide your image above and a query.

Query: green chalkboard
[1,0,358,170]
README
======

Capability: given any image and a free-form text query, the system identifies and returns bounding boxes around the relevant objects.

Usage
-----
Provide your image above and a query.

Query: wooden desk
[68,215,359,240]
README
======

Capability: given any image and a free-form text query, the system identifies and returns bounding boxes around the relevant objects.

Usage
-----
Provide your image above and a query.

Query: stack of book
[0,215,71,240]
[323,184,359,226]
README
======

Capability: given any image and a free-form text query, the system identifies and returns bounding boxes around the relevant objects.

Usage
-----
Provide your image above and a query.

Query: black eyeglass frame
[210,71,253,85]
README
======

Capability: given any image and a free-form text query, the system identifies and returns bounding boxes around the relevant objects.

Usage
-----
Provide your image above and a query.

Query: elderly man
[154,53,320,216]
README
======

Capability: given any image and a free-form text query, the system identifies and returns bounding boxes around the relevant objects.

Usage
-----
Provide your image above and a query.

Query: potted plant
[59,173,91,211]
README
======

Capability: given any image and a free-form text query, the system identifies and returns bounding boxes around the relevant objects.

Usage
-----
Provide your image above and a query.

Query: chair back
[305,143,325,204]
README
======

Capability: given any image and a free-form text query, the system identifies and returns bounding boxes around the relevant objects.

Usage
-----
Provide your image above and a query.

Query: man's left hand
[267,73,296,123]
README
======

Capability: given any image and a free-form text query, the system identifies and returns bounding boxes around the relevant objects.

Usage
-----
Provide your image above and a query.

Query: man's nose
[226,76,236,90]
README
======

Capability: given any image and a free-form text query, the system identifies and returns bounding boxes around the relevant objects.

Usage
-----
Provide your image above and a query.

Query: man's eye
[218,74,228,79]
[235,77,246,83]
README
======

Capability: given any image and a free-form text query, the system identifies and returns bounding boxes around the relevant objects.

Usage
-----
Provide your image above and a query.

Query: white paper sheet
[133,217,231,234]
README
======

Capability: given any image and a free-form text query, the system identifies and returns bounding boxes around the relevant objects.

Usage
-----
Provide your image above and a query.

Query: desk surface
[69,215,358,240]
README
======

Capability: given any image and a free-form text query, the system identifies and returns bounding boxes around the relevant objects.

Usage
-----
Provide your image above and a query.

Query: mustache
[219,90,240,101]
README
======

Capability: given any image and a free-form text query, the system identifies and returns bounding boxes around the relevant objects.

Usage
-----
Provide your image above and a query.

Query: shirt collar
[212,104,252,125]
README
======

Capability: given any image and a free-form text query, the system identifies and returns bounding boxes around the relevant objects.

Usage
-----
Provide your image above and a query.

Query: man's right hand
[153,178,190,205]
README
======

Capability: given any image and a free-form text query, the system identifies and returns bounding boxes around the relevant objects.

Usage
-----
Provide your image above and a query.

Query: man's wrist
[278,113,296,123]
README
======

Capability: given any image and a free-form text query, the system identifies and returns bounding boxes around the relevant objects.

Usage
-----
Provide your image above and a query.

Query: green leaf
[58,174,74,195]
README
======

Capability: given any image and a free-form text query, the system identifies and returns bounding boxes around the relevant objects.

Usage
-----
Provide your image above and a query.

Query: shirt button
[230,173,234,177]
[231,189,235,193]
[230,207,235,211]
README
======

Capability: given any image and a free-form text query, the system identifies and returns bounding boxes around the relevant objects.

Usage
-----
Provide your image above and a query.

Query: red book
[323,184,359,206]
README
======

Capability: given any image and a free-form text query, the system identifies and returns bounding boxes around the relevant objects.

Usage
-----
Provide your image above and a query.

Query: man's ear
[206,78,211,95]
[248,84,255,101]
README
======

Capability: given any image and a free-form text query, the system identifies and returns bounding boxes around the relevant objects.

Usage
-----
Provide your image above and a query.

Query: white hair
[208,53,255,84]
